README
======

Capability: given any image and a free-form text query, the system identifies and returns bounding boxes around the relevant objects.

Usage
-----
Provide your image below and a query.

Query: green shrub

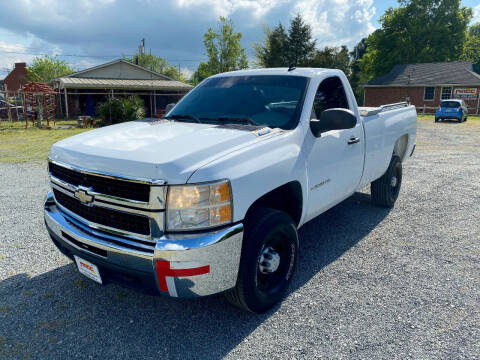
[97,96,145,125]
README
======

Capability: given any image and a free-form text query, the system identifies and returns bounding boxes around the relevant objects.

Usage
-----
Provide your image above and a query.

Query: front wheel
[371,155,402,208]
[225,208,298,313]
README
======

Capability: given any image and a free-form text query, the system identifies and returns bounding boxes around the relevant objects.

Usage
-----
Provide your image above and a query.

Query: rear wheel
[225,208,298,313]
[371,155,402,208]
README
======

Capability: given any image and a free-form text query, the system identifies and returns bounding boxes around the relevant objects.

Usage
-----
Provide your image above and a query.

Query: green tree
[309,46,350,75]
[350,38,369,104]
[469,22,480,38]
[254,14,315,68]
[462,23,480,69]
[124,53,186,82]
[26,55,73,83]
[360,0,473,79]
[192,17,248,84]
[286,14,316,67]
[254,24,289,67]
[461,34,480,64]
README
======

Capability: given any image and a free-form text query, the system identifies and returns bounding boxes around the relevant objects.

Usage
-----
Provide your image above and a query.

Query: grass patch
[0,119,91,163]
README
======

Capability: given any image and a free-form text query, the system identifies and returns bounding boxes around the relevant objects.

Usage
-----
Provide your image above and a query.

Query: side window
[311,76,349,120]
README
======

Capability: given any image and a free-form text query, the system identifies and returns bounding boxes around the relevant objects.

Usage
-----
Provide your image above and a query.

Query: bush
[97,96,145,125]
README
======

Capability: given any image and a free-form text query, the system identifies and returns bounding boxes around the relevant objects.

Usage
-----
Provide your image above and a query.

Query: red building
[2,62,28,92]
[364,61,480,114]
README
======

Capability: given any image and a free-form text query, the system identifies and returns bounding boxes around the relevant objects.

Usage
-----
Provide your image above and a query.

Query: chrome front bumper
[44,191,243,298]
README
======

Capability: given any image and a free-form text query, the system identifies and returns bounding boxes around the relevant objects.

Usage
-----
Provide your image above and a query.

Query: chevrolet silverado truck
[44,68,417,313]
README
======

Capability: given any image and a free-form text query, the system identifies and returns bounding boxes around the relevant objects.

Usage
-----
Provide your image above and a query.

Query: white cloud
[0,0,379,76]
[176,0,287,18]
[0,41,36,74]
[473,5,480,24]
[293,0,376,47]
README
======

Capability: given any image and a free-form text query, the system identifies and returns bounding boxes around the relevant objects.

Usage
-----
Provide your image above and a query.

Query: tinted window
[424,87,435,100]
[440,101,461,108]
[169,75,309,130]
[311,76,349,119]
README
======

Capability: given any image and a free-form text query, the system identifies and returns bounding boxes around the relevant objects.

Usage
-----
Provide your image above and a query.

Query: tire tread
[225,208,296,313]
[371,155,401,208]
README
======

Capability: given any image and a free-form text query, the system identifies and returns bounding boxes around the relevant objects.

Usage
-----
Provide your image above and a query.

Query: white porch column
[64,88,69,118]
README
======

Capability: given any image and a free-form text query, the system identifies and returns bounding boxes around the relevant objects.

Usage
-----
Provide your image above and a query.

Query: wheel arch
[244,181,303,227]
[393,134,409,162]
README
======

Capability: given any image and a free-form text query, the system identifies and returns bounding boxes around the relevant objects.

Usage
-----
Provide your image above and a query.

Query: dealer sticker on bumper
[74,255,102,284]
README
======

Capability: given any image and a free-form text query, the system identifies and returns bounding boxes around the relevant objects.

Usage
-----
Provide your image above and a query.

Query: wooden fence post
[5,86,12,122]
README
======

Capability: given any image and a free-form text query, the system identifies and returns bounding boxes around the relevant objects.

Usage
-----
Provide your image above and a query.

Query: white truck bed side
[358,103,417,188]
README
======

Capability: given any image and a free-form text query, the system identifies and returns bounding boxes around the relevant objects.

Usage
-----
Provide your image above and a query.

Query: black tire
[371,155,402,208]
[225,208,298,313]
[465,116,467,122]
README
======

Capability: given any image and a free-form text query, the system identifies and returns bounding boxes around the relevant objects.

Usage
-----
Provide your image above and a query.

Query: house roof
[52,58,192,91]
[58,77,193,91]
[366,61,480,87]
[64,59,173,80]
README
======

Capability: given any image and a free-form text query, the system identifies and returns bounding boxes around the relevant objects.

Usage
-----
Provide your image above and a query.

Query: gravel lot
[1,119,479,359]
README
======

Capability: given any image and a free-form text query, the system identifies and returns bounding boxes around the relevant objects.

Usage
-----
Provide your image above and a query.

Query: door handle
[348,137,360,145]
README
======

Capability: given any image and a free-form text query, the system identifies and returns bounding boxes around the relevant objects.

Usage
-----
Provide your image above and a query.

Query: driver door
[305,76,364,220]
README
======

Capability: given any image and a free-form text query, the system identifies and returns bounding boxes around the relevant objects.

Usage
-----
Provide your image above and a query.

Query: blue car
[435,99,468,123]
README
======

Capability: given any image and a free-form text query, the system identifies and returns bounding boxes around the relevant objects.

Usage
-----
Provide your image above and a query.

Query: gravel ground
[0,119,479,359]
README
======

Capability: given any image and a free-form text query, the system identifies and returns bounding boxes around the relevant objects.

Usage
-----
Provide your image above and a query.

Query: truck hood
[49,120,279,184]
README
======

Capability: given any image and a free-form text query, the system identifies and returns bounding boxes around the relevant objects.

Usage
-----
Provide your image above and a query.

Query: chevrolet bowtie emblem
[74,187,94,205]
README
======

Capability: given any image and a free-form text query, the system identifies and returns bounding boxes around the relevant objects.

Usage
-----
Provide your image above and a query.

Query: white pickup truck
[44,68,417,313]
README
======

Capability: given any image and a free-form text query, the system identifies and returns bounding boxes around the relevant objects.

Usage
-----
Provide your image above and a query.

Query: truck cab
[44,68,417,313]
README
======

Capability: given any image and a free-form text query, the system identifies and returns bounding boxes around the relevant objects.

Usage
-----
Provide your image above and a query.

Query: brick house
[2,62,27,92]
[364,61,480,114]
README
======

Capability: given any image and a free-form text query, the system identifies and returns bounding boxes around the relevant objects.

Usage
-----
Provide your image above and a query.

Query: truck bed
[357,102,417,188]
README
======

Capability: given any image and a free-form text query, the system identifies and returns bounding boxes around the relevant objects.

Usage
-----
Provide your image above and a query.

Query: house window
[441,87,452,100]
[424,87,435,100]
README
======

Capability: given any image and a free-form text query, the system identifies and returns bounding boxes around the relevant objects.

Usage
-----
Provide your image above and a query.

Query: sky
[0,0,479,79]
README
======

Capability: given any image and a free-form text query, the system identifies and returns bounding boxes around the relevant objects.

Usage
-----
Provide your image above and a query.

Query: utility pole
[138,38,146,55]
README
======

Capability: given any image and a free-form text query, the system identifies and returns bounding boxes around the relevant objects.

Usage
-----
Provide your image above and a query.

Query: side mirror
[310,108,357,137]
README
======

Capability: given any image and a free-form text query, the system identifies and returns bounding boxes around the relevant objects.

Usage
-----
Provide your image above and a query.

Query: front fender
[187,130,308,223]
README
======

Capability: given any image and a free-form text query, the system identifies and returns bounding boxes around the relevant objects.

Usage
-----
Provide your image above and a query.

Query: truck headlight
[166,180,232,231]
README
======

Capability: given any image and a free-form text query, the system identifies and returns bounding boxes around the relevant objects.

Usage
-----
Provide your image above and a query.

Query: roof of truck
[211,67,338,78]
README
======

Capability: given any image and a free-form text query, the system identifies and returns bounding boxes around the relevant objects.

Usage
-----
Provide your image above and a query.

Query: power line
[0,49,206,62]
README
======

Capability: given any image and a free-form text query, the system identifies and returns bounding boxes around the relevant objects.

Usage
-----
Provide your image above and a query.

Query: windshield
[441,101,461,108]
[168,75,309,130]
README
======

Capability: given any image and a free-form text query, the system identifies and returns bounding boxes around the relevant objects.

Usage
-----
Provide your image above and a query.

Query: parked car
[44,68,417,313]
[435,99,468,123]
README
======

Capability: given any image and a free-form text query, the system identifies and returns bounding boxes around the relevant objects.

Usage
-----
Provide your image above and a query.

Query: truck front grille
[53,189,150,236]
[49,162,150,202]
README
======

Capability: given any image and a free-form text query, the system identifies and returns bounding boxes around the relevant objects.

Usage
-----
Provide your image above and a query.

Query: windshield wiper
[164,114,200,123]
[217,116,261,126]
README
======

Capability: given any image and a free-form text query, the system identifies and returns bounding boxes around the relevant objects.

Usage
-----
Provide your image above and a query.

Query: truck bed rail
[359,102,409,117]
